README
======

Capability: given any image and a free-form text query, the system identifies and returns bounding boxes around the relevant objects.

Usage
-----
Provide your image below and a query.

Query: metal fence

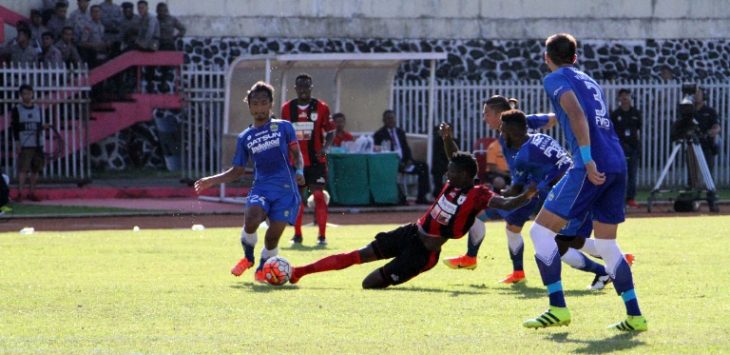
[180,64,227,180]
[0,62,90,180]
[392,79,730,187]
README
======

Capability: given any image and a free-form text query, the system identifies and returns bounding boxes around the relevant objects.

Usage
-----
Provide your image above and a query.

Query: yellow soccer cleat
[523,306,571,329]
[609,315,648,332]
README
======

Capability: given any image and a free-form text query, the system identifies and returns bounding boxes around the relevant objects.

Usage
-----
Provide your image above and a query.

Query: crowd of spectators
[0,0,186,67]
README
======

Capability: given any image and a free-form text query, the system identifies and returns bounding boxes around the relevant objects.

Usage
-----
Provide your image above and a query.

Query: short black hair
[56,2,68,9]
[382,109,395,120]
[121,2,134,9]
[62,26,74,33]
[485,95,518,112]
[450,151,478,179]
[333,112,346,120]
[41,31,55,39]
[17,28,31,39]
[500,109,527,130]
[295,73,312,84]
[90,4,100,11]
[18,84,33,93]
[244,81,274,103]
[618,88,631,96]
[30,9,41,17]
[546,33,578,66]
[137,0,148,6]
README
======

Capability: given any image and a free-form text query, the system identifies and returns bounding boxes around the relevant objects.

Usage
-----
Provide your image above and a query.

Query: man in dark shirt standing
[11,85,46,202]
[610,89,642,208]
[693,88,721,175]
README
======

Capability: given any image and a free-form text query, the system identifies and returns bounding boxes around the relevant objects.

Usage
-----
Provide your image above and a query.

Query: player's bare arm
[319,131,335,159]
[290,142,306,186]
[439,122,459,159]
[500,183,523,197]
[488,184,537,210]
[559,91,606,185]
[194,166,246,194]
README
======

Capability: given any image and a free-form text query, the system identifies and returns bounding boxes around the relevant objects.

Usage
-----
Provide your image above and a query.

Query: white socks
[579,238,600,258]
[505,228,524,255]
[468,221,486,245]
[261,246,279,260]
[240,227,258,247]
[594,239,624,276]
[530,223,559,265]
[560,248,586,268]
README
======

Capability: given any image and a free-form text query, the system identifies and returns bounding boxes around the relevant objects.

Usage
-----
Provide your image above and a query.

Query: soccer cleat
[624,253,635,266]
[230,258,253,277]
[626,199,640,208]
[609,315,648,332]
[500,270,526,284]
[523,306,572,329]
[317,236,327,247]
[288,267,302,284]
[291,235,303,245]
[588,274,612,290]
[254,269,267,283]
[442,255,478,269]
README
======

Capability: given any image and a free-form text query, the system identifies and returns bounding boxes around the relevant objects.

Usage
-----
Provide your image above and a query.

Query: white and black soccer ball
[262,256,292,286]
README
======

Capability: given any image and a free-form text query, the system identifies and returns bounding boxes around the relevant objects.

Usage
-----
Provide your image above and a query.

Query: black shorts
[303,162,327,186]
[369,223,440,285]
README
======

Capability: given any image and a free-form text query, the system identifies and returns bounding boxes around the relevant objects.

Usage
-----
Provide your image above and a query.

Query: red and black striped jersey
[281,98,334,167]
[417,183,495,239]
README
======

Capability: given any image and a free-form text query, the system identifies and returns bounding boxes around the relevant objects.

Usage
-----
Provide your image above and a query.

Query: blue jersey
[512,133,572,192]
[543,67,626,172]
[233,118,299,191]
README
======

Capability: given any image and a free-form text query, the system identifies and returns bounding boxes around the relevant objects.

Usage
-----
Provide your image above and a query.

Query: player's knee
[555,234,571,256]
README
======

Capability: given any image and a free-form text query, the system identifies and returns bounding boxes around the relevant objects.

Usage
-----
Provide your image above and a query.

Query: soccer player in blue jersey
[194,81,306,283]
[522,33,647,331]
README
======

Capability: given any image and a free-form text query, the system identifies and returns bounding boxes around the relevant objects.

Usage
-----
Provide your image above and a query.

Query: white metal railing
[180,64,227,180]
[392,79,730,187]
[0,62,91,180]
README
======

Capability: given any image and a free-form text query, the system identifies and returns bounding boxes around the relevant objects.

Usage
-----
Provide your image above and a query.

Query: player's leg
[231,194,267,277]
[557,217,610,290]
[442,210,486,269]
[592,173,647,331]
[291,186,306,244]
[501,223,527,284]
[310,187,328,246]
[524,170,590,328]
[363,228,439,289]
[290,242,376,284]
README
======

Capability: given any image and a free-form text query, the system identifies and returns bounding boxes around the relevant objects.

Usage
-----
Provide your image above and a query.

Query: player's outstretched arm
[488,184,537,211]
[439,122,460,159]
[194,166,246,194]
[526,113,558,130]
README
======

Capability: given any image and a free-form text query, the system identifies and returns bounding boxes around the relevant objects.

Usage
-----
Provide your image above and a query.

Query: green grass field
[2,216,729,353]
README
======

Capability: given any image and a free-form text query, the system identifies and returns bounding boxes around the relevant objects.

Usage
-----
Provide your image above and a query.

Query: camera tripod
[648,139,718,212]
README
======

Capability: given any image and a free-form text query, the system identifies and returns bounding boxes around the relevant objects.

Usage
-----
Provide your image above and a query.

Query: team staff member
[282,74,335,246]
[289,149,537,288]
[12,84,47,202]
[609,89,642,208]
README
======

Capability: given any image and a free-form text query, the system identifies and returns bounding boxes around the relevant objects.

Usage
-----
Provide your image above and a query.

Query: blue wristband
[579,145,593,164]
[296,168,304,176]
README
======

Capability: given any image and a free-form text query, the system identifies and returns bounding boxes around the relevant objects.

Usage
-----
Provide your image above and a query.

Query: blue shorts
[560,213,593,237]
[246,185,300,225]
[544,168,626,225]
[497,195,542,227]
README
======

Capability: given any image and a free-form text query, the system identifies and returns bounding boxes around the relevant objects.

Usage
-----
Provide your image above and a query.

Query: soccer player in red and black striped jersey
[281,74,335,247]
[289,146,537,289]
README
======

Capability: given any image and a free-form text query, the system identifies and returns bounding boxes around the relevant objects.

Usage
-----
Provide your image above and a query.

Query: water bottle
[20,227,35,235]
[191,224,205,231]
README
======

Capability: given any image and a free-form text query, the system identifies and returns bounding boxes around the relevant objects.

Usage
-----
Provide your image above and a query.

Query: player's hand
[295,172,306,186]
[194,177,214,194]
[585,161,606,185]
[524,183,538,199]
[439,122,453,139]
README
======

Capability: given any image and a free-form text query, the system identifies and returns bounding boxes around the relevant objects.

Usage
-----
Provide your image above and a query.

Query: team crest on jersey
[247,135,252,141]
[457,195,466,205]
[311,112,318,122]
[270,123,278,131]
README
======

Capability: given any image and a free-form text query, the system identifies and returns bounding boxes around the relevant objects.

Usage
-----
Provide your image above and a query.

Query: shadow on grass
[498,282,609,299]
[286,244,329,251]
[383,286,488,296]
[545,332,645,353]
[229,282,346,292]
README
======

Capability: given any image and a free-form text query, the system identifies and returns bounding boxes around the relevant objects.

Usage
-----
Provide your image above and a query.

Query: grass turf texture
[3,204,152,216]
[1,216,729,353]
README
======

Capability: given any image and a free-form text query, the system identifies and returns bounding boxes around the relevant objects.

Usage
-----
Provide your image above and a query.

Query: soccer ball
[262,256,292,286]
[306,190,331,208]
